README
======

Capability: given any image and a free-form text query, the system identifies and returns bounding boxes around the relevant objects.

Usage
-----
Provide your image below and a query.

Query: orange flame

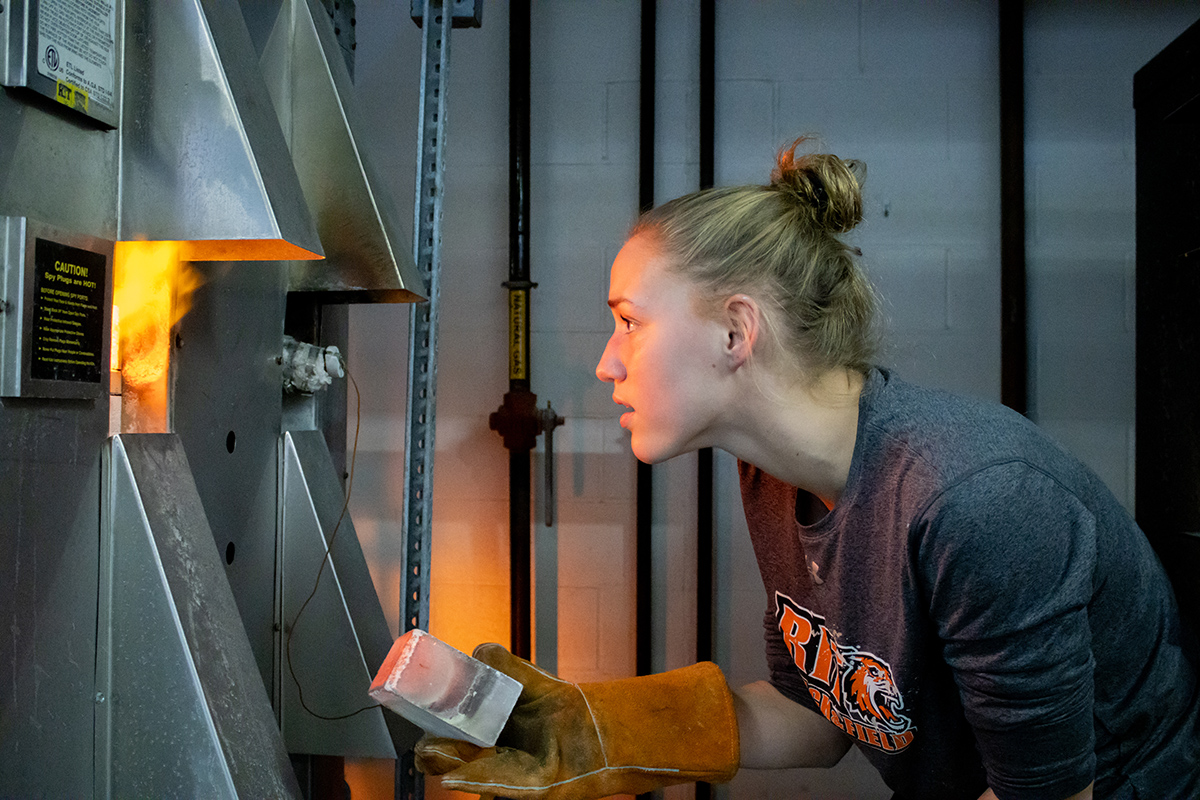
[112,241,205,433]
[110,304,120,372]
[112,241,203,390]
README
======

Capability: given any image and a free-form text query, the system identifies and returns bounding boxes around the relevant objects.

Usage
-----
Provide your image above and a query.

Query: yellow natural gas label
[55,81,88,112]
[509,290,527,381]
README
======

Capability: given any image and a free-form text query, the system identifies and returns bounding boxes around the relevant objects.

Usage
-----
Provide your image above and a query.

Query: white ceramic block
[369,629,522,747]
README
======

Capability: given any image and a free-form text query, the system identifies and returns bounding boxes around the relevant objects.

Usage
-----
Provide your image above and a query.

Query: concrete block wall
[526,1,645,687]
[711,4,1000,797]
[1025,1,1200,511]
[342,2,1200,798]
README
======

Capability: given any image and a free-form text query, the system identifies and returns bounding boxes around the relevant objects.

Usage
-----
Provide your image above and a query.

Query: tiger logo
[775,591,916,752]
[842,651,911,734]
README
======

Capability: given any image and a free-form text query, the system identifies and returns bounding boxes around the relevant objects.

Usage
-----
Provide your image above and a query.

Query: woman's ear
[723,294,761,370]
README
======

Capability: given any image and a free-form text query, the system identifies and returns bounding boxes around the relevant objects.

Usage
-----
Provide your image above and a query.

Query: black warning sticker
[31,238,106,384]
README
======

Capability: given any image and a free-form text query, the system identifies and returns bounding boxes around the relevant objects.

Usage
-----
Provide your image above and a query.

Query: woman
[416,139,1199,800]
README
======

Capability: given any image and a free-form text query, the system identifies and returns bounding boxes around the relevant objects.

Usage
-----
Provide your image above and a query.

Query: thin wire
[285,359,382,720]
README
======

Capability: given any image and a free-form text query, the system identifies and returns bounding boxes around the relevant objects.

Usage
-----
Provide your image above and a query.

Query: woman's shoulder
[863,368,1058,476]
[848,368,1116,527]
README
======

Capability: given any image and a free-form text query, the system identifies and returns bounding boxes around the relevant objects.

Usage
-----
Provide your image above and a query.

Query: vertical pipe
[697,4,716,800]
[999,0,1027,415]
[696,0,716,668]
[696,447,714,665]
[510,451,532,659]
[636,0,656,681]
[509,0,532,399]
[508,0,534,661]
[699,0,715,192]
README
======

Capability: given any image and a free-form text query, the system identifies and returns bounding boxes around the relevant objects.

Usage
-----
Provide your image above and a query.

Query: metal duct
[2,0,417,794]
[119,0,324,261]
[100,434,302,797]
[260,0,426,301]
[277,429,421,757]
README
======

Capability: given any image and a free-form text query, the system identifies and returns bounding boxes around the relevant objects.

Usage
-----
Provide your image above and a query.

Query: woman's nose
[596,335,624,383]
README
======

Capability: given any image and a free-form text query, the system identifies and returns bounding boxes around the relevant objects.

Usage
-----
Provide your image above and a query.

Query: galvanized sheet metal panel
[100,434,302,798]
[261,0,423,300]
[278,429,419,757]
[119,0,323,258]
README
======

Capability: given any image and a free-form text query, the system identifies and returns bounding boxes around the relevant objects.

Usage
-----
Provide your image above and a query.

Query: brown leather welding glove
[414,643,740,800]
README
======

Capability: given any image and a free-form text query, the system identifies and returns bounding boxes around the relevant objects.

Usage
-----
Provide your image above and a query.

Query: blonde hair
[632,137,879,374]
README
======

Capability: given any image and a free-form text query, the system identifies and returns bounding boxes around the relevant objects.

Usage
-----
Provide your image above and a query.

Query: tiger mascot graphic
[841,651,911,734]
[775,592,916,751]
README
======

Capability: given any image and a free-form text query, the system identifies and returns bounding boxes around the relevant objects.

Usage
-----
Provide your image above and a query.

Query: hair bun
[770,138,865,233]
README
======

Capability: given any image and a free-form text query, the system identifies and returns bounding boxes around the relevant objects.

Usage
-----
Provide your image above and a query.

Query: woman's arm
[734,680,852,769]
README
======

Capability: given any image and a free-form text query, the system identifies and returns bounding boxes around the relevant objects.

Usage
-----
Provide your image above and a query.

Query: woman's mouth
[615,399,633,428]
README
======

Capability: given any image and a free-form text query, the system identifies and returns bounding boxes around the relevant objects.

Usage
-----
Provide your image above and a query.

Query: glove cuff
[580,661,740,787]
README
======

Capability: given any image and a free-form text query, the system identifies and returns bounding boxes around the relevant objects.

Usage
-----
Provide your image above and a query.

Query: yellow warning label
[55,81,88,112]
[509,290,527,381]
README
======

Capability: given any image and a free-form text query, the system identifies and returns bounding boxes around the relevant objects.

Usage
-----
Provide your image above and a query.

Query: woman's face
[595,235,733,463]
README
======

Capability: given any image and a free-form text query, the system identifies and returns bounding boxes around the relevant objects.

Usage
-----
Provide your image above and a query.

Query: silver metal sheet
[0,216,26,395]
[0,12,118,795]
[0,0,26,86]
[0,405,105,796]
[119,0,323,261]
[170,259,288,692]
[261,0,424,301]
[99,434,301,798]
[279,429,420,756]
[0,67,119,239]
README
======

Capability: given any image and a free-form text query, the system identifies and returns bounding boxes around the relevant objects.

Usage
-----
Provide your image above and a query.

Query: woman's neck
[721,366,865,509]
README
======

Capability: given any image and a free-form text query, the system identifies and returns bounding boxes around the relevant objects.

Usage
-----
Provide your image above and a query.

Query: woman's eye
[620,316,634,331]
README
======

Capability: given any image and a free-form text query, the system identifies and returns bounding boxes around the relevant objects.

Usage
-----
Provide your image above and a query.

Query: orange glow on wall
[427,517,515,657]
[112,241,204,432]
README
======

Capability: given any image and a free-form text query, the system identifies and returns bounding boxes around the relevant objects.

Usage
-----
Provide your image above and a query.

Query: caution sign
[31,238,106,384]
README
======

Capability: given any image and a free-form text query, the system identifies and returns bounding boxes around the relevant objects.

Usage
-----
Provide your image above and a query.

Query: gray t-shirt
[741,368,1199,800]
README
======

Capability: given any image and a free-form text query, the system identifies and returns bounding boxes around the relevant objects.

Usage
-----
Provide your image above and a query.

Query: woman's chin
[629,438,654,464]
[631,437,675,465]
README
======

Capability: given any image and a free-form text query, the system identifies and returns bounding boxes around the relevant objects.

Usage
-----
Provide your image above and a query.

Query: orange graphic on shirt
[776,591,915,753]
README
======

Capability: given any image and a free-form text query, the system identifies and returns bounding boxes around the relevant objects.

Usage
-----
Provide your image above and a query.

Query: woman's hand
[415,644,739,800]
